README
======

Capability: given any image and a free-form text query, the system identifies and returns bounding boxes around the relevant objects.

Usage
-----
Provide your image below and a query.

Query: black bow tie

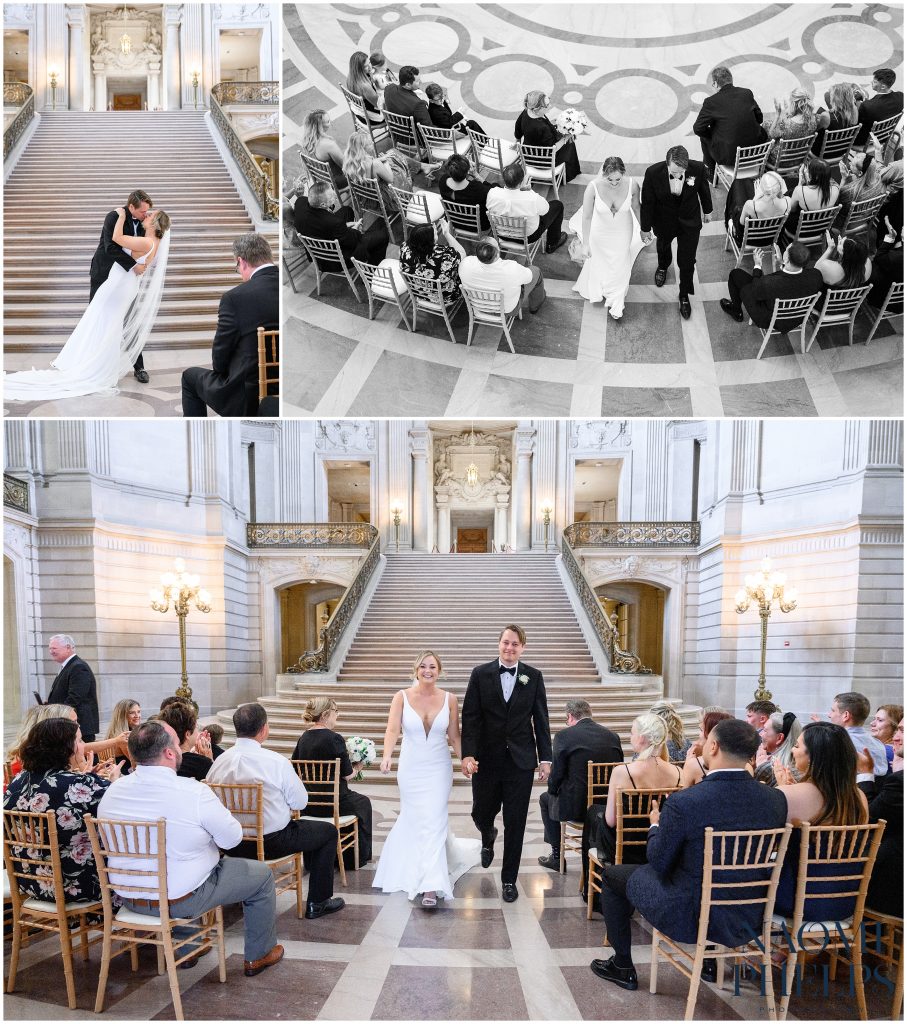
[499,664,516,676]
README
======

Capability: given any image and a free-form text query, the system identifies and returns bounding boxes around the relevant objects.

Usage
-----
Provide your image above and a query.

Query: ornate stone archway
[90,7,163,110]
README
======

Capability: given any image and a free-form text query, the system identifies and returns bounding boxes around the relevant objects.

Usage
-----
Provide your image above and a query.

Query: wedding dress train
[373,691,481,900]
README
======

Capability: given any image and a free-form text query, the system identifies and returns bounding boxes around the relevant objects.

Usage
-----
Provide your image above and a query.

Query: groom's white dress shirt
[499,659,517,702]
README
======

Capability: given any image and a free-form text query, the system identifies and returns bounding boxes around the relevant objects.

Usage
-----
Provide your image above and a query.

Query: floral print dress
[3,769,112,904]
[399,242,462,301]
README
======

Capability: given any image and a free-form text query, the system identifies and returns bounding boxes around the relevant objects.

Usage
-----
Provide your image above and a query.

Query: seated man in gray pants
[98,721,284,978]
[458,238,547,316]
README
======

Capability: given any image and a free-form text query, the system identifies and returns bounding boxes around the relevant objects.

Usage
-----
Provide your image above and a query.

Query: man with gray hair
[537,699,623,871]
[46,634,99,741]
[180,232,278,418]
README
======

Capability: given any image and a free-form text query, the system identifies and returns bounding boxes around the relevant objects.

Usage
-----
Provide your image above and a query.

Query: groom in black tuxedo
[640,145,713,320]
[89,188,153,382]
[461,625,552,902]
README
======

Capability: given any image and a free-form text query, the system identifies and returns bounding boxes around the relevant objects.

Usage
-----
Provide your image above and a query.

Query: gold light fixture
[119,5,132,55]
[150,558,212,705]
[191,69,200,108]
[390,502,403,552]
[541,503,553,551]
[466,462,479,487]
[49,69,58,110]
[734,556,798,703]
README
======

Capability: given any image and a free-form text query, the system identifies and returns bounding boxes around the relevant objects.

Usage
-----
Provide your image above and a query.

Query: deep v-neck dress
[373,691,481,899]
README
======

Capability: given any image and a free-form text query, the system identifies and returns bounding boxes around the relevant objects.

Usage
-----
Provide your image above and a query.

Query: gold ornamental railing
[4,83,35,162]
[564,521,700,548]
[288,532,381,673]
[3,473,29,514]
[247,522,377,548]
[210,81,278,220]
[561,530,652,674]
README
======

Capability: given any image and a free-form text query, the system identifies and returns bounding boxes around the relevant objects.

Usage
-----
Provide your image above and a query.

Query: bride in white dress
[569,156,646,320]
[5,206,172,402]
[374,650,481,907]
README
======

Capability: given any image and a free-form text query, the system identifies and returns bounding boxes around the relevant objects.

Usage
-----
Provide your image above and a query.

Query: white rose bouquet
[346,736,377,781]
[555,108,589,140]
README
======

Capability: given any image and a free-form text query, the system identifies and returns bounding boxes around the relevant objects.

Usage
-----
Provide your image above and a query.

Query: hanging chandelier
[119,5,132,54]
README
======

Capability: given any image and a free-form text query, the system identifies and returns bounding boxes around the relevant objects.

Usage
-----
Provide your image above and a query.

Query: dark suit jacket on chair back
[47,656,100,736]
[547,718,623,822]
[626,771,787,947]
[640,161,713,235]
[461,660,553,771]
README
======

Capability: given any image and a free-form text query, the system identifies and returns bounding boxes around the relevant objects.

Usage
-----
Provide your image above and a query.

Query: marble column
[436,498,450,554]
[513,429,535,552]
[164,5,182,110]
[67,6,86,111]
[148,63,161,109]
[494,499,509,551]
[410,427,431,553]
[93,66,106,112]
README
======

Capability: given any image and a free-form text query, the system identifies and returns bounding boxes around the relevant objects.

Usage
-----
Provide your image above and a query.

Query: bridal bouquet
[346,736,377,781]
[555,108,589,140]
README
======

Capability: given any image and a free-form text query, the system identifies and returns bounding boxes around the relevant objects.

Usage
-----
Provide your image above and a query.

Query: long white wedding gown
[373,691,481,900]
[5,249,151,402]
[569,177,644,318]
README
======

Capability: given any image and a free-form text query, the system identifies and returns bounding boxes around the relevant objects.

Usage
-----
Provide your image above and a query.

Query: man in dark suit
[47,634,100,742]
[461,624,552,903]
[181,233,278,417]
[590,718,787,991]
[383,65,432,128]
[720,241,823,330]
[294,181,388,267]
[89,189,153,383]
[640,145,713,319]
[857,719,903,917]
[855,68,903,147]
[693,66,764,178]
[538,700,623,870]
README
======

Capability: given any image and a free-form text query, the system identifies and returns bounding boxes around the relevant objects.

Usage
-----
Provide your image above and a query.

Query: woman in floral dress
[399,222,466,302]
[3,716,120,903]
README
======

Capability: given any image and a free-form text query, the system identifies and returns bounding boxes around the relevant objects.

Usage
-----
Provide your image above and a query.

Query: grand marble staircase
[3,110,278,352]
[216,553,700,783]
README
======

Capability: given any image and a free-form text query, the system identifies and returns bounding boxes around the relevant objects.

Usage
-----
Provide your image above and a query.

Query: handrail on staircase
[3,473,29,514]
[247,522,377,548]
[564,521,700,548]
[4,83,35,162]
[561,529,653,675]
[209,81,278,221]
[288,532,381,673]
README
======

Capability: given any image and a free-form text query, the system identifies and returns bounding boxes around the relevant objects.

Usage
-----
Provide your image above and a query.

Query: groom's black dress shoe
[501,883,518,903]
[590,956,638,990]
[654,267,667,287]
[134,369,150,384]
[480,828,498,869]
[679,296,692,320]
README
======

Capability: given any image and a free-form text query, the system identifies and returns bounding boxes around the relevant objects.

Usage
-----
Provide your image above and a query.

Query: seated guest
[105,697,142,772]
[763,88,818,160]
[6,703,79,779]
[206,722,226,760]
[590,719,787,991]
[99,721,284,977]
[593,714,682,866]
[347,50,385,124]
[458,237,547,315]
[745,700,779,731]
[772,722,869,920]
[486,162,567,254]
[815,233,871,288]
[181,233,278,418]
[867,219,903,308]
[693,65,765,178]
[720,241,823,327]
[302,109,347,192]
[813,82,860,155]
[680,709,733,788]
[294,180,389,267]
[783,156,840,243]
[514,90,581,181]
[869,703,903,769]
[158,699,213,781]
[648,700,692,762]
[369,50,396,89]
[754,711,802,786]
[857,718,903,916]
[727,171,790,246]
[438,154,494,229]
[292,696,373,867]
[399,221,466,302]
[823,690,889,775]
[879,160,904,237]
[425,82,485,136]
[537,700,623,871]
[834,150,888,229]
[383,65,433,128]
[342,130,413,210]
[208,703,345,920]
[855,68,903,148]
[4,717,121,903]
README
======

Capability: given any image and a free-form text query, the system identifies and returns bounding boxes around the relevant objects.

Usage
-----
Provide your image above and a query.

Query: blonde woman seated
[763,87,818,157]
[813,82,860,155]
[726,170,791,246]
[680,709,733,788]
[302,110,348,192]
[647,700,692,761]
[6,704,129,780]
[105,697,142,771]
[592,714,681,865]
[753,710,802,786]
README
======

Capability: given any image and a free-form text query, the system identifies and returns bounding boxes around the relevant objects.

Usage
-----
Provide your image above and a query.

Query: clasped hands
[459,758,549,780]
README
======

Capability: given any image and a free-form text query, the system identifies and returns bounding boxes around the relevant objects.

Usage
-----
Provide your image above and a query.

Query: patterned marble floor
[282,2,904,417]
[4,781,897,1020]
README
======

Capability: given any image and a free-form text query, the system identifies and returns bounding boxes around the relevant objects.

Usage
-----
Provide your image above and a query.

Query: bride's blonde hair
[148,210,171,239]
[411,649,444,679]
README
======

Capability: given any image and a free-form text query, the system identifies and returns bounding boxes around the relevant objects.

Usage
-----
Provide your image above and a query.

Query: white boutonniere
[519,674,529,685]
[686,176,696,187]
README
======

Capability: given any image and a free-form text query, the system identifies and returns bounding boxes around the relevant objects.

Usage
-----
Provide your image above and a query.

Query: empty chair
[783,204,842,248]
[815,123,859,162]
[339,84,390,152]
[353,257,414,329]
[400,270,464,344]
[804,284,871,352]
[488,212,542,266]
[725,215,787,270]
[418,123,472,164]
[461,284,522,353]
[840,193,888,239]
[752,292,821,358]
[519,142,567,198]
[441,198,486,244]
[466,126,521,178]
[860,907,904,1021]
[767,133,817,178]
[296,235,363,301]
[348,177,402,242]
[713,140,773,191]
[863,280,904,345]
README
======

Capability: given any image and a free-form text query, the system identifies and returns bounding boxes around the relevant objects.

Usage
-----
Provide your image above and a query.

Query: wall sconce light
[390,502,403,552]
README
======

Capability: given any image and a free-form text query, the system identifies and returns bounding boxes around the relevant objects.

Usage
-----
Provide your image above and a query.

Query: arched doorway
[596,580,666,674]
[279,580,345,672]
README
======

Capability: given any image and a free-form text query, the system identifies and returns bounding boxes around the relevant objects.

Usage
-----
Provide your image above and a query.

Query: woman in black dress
[293,697,373,866]
[514,90,581,181]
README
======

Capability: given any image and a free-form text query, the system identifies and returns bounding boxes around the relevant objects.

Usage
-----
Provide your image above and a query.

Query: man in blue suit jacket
[590,718,787,990]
